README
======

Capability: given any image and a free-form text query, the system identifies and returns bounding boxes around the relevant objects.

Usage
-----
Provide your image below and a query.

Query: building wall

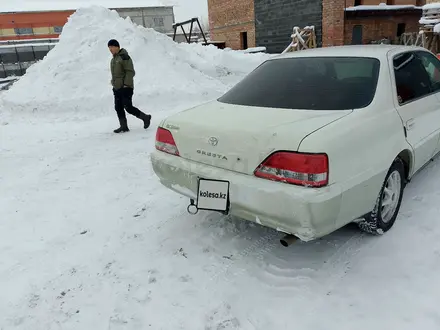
[207,0,256,49]
[254,0,322,53]
[322,0,346,46]
[344,13,421,44]
[207,0,424,50]
[0,11,74,40]
[0,7,175,41]
[115,7,175,34]
[322,0,425,47]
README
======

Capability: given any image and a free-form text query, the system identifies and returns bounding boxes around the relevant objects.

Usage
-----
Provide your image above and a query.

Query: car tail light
[155,127,180,156]
[254,151,328,187]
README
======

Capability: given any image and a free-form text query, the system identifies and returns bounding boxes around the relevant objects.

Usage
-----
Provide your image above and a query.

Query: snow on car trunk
[162,100,352,174]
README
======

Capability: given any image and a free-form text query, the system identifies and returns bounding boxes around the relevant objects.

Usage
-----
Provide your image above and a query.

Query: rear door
[391,51,440,173]
[414,50,440,157]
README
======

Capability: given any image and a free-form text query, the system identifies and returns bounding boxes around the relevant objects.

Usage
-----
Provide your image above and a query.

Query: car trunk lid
[162,101,351,175]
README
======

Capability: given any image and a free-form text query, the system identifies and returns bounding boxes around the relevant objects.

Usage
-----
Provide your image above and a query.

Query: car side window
[416,51,440,92]
[393,52,432,105]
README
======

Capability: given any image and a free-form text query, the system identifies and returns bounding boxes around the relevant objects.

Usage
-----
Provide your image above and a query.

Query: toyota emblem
[208,137,218,146]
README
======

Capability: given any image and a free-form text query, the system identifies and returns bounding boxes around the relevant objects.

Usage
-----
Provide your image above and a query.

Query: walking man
[108,39,151,133]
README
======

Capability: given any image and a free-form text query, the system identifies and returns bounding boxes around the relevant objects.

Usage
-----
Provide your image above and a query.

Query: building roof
[345,4,422,12]
[0,1,170,13]
[274,45,427,60]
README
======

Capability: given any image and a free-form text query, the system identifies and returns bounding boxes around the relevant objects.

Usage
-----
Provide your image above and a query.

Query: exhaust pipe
[280,234,298,247]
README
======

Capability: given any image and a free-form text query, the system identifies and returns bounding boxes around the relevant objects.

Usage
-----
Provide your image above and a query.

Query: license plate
[196,178,230,213]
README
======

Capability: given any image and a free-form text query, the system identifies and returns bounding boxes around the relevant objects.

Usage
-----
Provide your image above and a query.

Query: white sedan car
[151,45,440,245]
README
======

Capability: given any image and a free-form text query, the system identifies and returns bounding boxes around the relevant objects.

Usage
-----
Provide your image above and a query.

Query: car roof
[272,44,429,61]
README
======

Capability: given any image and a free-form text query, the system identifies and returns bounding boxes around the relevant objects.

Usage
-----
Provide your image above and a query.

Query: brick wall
[207,0,255,49]
[208,0,426,51]
[254,0,322,53]
[322,0,424,47]
[322,0,345,46]
[344,13,421,44]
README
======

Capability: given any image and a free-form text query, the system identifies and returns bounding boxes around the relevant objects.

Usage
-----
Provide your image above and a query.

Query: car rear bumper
[150,150,343,241]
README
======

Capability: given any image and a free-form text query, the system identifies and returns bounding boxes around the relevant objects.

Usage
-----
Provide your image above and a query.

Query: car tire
[358,158,406,235]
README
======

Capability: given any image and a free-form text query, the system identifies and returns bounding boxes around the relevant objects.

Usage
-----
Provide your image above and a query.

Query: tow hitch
[187,199,198,215]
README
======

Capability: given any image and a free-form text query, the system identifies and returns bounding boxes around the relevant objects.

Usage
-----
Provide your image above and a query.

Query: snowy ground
[2,5,440,330]
[3,91,440,330]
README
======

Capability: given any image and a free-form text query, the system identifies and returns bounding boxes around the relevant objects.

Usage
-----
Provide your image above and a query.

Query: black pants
[113,87,141,119]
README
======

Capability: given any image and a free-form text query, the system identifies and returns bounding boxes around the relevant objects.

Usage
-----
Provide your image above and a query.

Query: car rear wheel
[358,158,406,235]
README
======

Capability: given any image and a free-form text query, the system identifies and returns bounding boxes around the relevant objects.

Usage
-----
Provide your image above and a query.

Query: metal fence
[0,40,58,78]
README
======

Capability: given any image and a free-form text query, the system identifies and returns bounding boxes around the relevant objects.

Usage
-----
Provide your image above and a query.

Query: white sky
[0,0,209,22]
[162,0,208,22]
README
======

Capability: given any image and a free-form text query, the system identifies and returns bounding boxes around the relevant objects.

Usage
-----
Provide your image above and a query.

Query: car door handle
[406,119,415,130]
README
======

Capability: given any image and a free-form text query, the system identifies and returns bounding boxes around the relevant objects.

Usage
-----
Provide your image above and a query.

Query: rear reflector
[155,127,180,156]
[254,151,328,187]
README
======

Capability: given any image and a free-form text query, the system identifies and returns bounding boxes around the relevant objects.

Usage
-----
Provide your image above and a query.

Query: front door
[240,32,248,50]
[352,25,363,45]
[391,51,440,173]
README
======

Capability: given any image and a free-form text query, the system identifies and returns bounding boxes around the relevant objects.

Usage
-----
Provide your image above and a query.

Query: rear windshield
[218,56,380,110]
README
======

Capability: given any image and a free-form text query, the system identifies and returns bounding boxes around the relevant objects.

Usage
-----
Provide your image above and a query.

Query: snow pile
[1,6,270,113]
[241,46,267,54]
[423,3,440,11]
[420,18,440,25]
[420,3,440,26]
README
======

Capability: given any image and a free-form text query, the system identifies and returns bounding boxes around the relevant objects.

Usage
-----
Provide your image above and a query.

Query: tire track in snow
[200,223,368,329]
[205,227,280,287]
[204,222,367,294]
[297,232,367,325]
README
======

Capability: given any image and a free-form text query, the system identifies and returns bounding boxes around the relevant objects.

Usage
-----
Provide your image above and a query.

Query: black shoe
[144,114,151,129]
[140,113,152,129]
[113,126,130,133]
[114,117,129,133]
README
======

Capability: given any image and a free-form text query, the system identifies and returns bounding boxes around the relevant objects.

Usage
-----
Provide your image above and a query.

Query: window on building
[53,26,63,34]
[397,23,406,38]
[153,17,164,27]
[393,52,432,104]
[240,32,248,50]
[354,0,363,6]
[14,28,33,35]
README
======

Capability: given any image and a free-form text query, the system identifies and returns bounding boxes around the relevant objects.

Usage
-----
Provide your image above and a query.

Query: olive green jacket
[110,48,135,90]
